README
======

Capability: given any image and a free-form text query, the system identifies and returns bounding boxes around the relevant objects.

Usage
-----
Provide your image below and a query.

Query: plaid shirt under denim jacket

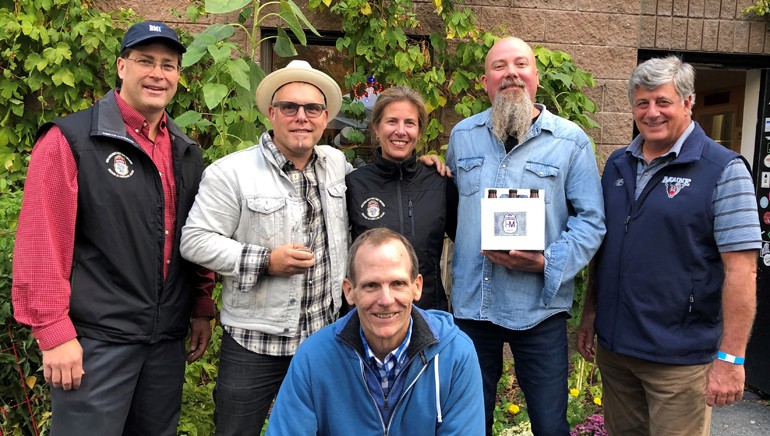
[180,131,351,355]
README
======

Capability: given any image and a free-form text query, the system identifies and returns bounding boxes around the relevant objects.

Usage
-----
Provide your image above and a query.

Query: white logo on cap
[149,24,162,32]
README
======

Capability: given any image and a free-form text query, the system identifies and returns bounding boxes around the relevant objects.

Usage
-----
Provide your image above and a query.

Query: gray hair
[627,56,696,107]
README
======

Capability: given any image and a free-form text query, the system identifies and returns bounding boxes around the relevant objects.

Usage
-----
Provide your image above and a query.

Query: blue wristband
[717,351,745,365]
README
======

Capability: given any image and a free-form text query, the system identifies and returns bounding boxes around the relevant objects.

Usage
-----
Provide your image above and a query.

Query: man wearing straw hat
[181,60,351,435]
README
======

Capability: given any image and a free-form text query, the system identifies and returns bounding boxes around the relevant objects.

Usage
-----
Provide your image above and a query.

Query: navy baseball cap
[120,21,186,54]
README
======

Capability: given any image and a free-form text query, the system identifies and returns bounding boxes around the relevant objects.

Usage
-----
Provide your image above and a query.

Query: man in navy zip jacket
[266,228,484,435]
[577,56,761,435]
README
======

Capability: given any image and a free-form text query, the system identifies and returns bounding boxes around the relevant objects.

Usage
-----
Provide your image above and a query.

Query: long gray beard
[490,87,532,144]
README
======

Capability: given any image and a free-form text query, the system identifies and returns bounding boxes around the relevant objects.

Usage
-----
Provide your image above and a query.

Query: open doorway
[691,68,746,154]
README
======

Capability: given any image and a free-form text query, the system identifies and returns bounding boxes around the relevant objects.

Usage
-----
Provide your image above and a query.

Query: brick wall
[97,0,770,159]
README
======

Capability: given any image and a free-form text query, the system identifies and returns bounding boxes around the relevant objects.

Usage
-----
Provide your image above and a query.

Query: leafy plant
[1,0,602,434]
[0,190,48,436]
[307,0,599,156]
[170,0,318,163]
[743,0,770,18]
[0,0,134,192]
[534,46,600,132]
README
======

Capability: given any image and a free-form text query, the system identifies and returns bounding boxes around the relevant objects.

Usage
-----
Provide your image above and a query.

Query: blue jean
[456,314,570,436]
[214,329,293,436]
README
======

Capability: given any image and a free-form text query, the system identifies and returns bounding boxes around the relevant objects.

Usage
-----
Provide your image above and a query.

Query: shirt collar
[628,121,695,161]
[114,89,167,135]
[262,131,317,172]
[360,318,413,367]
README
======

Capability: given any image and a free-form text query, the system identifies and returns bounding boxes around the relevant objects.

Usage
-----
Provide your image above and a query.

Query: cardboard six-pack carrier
[480,188,545,251]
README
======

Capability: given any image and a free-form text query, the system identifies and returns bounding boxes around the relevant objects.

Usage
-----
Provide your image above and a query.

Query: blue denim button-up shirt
[446,105,605,330]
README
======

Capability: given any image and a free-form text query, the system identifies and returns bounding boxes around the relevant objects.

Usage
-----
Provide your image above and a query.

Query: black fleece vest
[37,94,206,343]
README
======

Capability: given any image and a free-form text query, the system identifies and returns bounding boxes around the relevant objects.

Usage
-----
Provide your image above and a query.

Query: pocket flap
[247,197,286,214]
[525,162,559,178]
[326,180,347,198]
[458,156,484,172]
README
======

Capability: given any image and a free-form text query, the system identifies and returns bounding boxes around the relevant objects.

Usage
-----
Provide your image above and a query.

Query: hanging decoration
[351,76,384,104]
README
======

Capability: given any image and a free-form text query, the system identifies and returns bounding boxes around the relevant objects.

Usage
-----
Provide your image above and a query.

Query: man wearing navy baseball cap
[12,21,215,435]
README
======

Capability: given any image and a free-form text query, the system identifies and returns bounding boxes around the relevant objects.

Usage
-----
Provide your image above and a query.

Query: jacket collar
[372,148,419,180]
[259,130,330,173]
[336,307,439,361]
[621,121,707,170]
[90,89,195,149]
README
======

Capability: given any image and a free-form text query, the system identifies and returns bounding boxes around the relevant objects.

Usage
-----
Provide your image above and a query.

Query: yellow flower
[507,404,520,415]
[569,388,580,397]
[593,397,602,406]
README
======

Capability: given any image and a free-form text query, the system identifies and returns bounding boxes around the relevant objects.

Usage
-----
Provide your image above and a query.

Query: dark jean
[214,329,293,436]
[456,313,570,436]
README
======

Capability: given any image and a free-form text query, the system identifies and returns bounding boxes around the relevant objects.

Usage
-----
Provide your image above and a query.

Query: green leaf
[173,110,203,128]
[227,58,251,90]
[550,71,573,88]
[287,0,321,37]
[183,47,208,67]
[279,1,306,45]
[207,44,231,64]
[184,24,237,68]
[205,0,251,14]
[273,27,298,57]
[203,83,230,110]
[449,71,470,94]
[52,68,75,86]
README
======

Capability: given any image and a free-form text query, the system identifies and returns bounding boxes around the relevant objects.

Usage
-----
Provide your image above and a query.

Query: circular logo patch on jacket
[106,152,134,178]
[361,197,385,221]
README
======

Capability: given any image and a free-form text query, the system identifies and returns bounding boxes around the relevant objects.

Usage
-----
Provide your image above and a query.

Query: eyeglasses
[272,101,326,118]
[125,57,182,74]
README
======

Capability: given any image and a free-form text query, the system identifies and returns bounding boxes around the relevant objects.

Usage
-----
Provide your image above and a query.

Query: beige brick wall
[97,0,770,157]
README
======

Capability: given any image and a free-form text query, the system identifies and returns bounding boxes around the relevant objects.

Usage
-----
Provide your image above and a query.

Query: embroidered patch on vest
[661,176,691,198]
[360,197,385,221]
[106,152,135,178]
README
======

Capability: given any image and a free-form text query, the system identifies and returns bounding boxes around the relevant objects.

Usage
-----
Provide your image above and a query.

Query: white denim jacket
[181,132,351,336]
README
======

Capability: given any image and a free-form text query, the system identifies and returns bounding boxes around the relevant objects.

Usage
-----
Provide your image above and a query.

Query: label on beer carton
[481,188,545,250]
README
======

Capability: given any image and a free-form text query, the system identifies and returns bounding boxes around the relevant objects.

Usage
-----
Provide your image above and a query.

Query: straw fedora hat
[256,60,342,120]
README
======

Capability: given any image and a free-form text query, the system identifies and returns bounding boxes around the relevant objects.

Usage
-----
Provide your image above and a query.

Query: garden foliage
[0,0,601,434]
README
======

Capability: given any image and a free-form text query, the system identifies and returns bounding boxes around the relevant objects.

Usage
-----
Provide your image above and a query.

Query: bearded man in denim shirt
[445,37,606,435]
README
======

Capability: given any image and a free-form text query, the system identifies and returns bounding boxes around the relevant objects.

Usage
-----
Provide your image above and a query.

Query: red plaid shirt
[12,90,214,350]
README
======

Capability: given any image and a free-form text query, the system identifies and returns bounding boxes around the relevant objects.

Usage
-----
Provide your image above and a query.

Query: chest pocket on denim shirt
[247,196,286,244]
[457,156,484,196]
[524,162,559,204]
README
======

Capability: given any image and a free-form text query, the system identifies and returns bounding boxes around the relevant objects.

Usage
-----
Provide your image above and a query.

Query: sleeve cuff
[32,318,78,351]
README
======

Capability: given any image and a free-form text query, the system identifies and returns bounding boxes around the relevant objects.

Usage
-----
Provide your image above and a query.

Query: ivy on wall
[0,0,601,434]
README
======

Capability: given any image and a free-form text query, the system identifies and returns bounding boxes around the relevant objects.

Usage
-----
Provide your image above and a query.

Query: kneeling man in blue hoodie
[267,227,484,435]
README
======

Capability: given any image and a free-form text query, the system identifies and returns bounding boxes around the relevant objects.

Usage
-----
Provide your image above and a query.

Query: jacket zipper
[359,360,389,435]
[385,351,430,433]
[397,169,405,234]
[408,199,414,237]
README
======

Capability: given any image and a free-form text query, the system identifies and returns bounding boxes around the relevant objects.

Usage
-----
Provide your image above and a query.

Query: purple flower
[570,414,607,436]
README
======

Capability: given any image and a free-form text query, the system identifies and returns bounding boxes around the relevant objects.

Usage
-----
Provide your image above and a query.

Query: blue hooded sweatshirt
[266,308,484,435]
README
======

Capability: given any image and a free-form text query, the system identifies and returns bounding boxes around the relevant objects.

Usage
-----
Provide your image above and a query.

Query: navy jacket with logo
[594,123,743,365]
[346,150,458,311]
[36,89,208,344]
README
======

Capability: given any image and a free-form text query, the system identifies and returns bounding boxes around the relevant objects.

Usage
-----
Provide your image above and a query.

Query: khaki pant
[597,345,712,436]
